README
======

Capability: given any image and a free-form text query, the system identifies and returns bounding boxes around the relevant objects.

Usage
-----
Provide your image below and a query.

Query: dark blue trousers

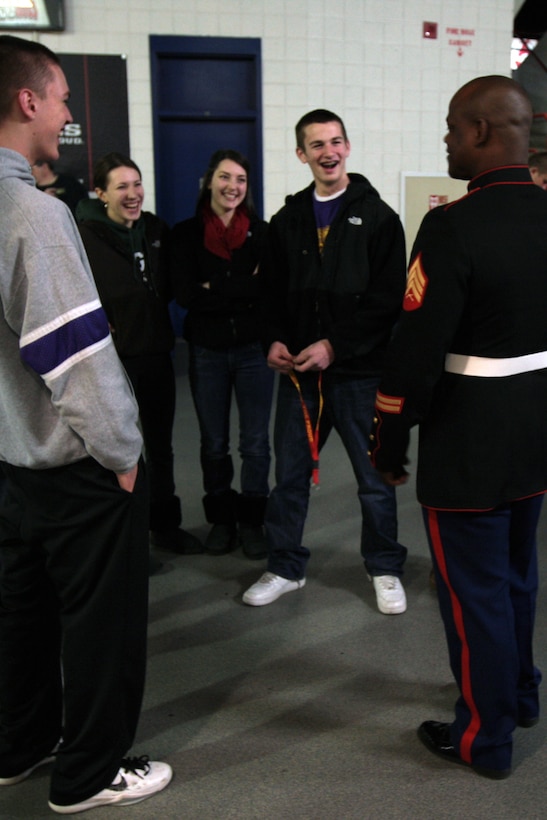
[423,495,543,772]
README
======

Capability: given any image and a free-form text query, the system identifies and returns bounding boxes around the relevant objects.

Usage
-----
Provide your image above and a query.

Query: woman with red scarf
[171,150,273,558]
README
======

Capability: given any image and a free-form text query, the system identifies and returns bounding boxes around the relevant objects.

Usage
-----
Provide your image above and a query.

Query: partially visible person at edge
[77,152,202,565]
[370,75,547,780]
[171,149,274,559]
[31,158,88,214]
[528,149,547,189]
[0,35,171,813]
[242,109,409,613]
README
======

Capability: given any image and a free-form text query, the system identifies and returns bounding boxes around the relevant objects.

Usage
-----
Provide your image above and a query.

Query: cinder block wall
[32,0,513,222]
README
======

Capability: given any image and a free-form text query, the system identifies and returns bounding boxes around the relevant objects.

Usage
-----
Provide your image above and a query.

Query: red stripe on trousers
[426,508,481,764]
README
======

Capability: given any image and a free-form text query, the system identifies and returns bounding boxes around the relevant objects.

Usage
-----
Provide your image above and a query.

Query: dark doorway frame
[149,35,263,225]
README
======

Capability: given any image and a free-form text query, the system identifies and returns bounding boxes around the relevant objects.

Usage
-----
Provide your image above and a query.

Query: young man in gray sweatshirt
[0,35,172,814]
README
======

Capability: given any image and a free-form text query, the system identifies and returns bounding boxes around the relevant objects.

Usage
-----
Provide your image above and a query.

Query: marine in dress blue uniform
[370,75,547,778]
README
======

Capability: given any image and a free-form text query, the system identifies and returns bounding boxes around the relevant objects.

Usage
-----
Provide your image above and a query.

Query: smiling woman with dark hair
[171,149,274,559]
[77,152,202,563]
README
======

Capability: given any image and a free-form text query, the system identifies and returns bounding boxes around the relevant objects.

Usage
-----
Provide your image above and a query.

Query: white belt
[445,350,547,377]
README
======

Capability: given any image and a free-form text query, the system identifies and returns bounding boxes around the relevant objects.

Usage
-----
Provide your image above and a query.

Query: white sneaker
[242,571,306,606]
[0,751,56,786]
[48,756,173,814]
[371,575,407,615]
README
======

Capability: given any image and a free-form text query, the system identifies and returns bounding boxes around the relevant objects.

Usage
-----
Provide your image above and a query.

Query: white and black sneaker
[0,750,57,786]
[48,755,173,814]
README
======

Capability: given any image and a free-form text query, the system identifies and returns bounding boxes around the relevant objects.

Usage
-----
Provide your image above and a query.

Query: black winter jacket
[170,213,268,350]
[261,173,407,378]
[78,204,174,359]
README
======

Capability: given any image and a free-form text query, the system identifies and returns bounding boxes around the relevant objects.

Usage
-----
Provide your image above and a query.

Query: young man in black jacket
[243,109,408,613]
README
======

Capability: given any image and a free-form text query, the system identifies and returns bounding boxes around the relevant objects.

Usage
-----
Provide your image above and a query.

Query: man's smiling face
[296,120,351,196]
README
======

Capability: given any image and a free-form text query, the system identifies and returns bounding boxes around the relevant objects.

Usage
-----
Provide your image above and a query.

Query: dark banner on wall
[56,54,130,192]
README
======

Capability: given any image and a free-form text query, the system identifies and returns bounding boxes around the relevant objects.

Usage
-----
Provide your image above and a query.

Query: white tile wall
[35,0,513,220]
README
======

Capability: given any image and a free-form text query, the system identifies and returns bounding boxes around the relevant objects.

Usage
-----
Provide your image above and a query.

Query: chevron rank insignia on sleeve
[403,252,428,311]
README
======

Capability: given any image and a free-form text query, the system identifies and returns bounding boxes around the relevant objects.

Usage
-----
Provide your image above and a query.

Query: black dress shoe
[417,721,512,780]
[518,714,539,728]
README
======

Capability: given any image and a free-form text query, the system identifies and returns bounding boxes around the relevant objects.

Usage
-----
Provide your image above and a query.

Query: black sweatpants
[0,456,149,806]
[123,352,180,532]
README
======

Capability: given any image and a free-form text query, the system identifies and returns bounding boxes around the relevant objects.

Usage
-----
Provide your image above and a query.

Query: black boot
[203,491,238,555]
[150,529,203,554]
[149,495,203,555]
[237,495,268,560]
[148,548,164,576]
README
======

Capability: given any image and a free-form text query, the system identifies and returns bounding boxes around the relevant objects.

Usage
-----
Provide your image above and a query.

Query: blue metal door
[150,35,263,226]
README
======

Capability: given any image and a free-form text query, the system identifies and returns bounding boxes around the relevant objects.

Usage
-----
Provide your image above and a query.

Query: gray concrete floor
[2,341,547,819]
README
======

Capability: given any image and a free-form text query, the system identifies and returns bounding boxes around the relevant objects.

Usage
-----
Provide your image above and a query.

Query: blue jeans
[189,342,274,497]
[266,372,407,580]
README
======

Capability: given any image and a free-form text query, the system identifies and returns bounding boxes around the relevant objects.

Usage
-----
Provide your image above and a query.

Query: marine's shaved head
[452,76,532,143]
[445,75,532,180]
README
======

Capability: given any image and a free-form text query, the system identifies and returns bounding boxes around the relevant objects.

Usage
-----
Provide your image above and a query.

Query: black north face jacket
[260,173,407,379]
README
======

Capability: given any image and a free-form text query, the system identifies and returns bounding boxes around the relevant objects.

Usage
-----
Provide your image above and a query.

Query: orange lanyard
[289,370,323,488]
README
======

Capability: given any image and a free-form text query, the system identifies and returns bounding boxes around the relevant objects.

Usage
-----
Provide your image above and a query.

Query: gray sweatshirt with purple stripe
[0,147,142,472]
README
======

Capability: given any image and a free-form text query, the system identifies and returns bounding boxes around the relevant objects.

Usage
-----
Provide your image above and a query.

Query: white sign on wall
[0,1,64,30]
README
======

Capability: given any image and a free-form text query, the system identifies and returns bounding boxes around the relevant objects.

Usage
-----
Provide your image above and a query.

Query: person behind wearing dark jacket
[32,159,88,215]
[242,110,408,612]
[528,149,547,189]
[77,152,202,560]
[371,76,547,779]
[171,149,274,558]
